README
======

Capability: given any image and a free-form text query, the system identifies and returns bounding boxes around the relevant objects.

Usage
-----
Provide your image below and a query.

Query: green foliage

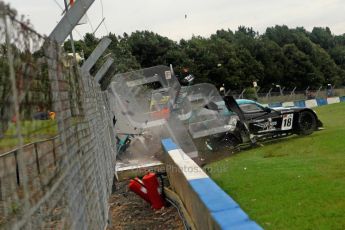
[0,120,58,151]
[63,25,345,90]
[243,87,258,100]
[310,27,334,50]
[282,44,320,88]
[10,202,20,215]
[208,102,345,229]
[126,31,178,67]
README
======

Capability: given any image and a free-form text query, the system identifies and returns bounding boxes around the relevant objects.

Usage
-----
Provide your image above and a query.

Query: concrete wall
[266,96,345,108]
[162,138,262,230]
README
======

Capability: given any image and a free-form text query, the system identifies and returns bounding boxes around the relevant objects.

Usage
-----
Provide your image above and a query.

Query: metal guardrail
[0,135,58,158]
[229,87,345,104]
[0,136,59,186]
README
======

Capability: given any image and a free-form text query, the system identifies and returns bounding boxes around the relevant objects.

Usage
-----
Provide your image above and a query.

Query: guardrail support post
[14,151,20,186]
[49,0,95,44]
[34,143,40,175]
[52,139,57,167]
[81,37,112,74]
[95,57,114,83]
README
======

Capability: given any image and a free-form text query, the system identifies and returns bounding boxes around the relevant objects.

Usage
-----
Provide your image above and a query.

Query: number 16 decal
[281,114,293,130]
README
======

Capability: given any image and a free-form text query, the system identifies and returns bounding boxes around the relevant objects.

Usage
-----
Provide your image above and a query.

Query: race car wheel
[297,110,317,135]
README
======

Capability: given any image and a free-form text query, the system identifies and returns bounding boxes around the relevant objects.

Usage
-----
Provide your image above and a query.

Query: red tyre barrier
[128,178,150,203]
[142,173,164,209]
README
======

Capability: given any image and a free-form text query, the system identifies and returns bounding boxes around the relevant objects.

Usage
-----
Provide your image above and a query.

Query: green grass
[0,120,57,152]
[207,102,345,230]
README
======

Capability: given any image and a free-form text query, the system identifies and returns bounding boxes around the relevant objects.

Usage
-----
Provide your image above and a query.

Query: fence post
[266,88,272,99]
[290,87,296,98]
[239,89,246,99]
[49,0,95,44]
[34,143,40,175]
[280,87,285,96]
[305,86,310,99]
[95,57,114,83]
[316,86,322,98]
[224,89,231,96]
[14,151,20,186]
[0,178,2,201]
[52,139,57,167]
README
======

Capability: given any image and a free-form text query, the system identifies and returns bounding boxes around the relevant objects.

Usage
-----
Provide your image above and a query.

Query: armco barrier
[282,101,294,107]
[305,99,318,108]
[316,98,327,106]
[293,100,306,108]
[326,97,340,104]
[162,138,262,230]
[268,102,282,108]
[268,96,345,108]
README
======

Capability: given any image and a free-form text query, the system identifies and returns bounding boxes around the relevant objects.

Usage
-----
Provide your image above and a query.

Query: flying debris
[185,14,187,19]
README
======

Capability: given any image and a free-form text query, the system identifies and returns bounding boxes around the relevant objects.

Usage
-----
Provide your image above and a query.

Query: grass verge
[0,120,58,152]
[207,102,345,229]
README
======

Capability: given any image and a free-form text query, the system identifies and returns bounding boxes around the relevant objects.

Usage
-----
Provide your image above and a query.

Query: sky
[9,0,345,41]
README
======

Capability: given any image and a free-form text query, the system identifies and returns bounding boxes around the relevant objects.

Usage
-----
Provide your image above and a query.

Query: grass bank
[0,120,57,153]
[207,102,345,229]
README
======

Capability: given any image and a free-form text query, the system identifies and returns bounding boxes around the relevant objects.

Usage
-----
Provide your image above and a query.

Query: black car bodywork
[205,96,323,151]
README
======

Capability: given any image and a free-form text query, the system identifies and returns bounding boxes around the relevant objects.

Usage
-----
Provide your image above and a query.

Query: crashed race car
[205,96,323,151]
[108,65,323,157]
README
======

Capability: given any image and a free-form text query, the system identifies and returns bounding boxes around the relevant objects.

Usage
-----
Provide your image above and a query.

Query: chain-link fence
[0,2,116,229]
[229,87,345,104]
[257,88,345,104]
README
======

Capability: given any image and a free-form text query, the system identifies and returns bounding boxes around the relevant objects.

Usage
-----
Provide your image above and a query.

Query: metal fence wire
[0,2,117,229]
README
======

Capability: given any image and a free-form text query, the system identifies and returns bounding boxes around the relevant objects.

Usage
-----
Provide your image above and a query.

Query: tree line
[64,25,345,92]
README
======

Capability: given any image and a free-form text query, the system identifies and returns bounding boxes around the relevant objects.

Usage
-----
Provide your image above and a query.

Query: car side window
[239,103,264,113]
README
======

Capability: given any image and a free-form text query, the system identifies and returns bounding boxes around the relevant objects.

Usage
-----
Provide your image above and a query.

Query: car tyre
[297,110,317,135]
